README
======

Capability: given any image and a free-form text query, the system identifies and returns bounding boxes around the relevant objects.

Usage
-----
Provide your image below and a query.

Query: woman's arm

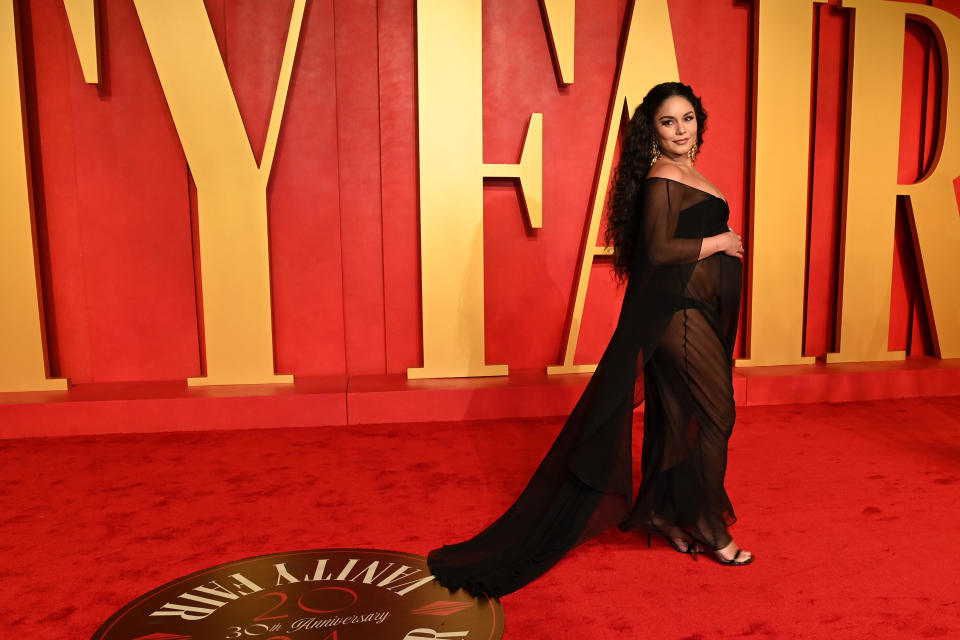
[641,178,703,265]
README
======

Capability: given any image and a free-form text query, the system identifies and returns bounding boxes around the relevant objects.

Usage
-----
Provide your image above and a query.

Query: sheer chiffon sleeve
[640,177,704,266]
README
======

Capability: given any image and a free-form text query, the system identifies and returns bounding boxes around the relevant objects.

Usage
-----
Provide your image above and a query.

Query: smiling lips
[673,137,690,145]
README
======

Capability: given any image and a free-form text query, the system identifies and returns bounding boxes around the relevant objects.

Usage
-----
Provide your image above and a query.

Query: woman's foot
[647,517,700,554]
[710,540,753,565]
[646,531,700,553]
[672,536,704,554]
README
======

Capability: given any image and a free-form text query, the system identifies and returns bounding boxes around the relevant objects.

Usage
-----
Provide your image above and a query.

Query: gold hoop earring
[687,140,699,163]
[650,140,661,166]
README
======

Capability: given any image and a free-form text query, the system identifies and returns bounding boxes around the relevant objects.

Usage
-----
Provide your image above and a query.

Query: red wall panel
[378,0,421,374]
[21,0,91,381]
[263,0,347,376]
[334,0,386,375]
[806,3,846,359]
[28,0,199,383]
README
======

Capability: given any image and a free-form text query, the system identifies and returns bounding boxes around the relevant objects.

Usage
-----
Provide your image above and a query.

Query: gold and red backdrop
[2,0,959,392]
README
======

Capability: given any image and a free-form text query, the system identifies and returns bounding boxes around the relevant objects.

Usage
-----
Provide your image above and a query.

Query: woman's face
[652,95,697,158]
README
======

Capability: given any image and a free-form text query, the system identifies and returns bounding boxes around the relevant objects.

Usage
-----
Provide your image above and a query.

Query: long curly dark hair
[604,82,707,285]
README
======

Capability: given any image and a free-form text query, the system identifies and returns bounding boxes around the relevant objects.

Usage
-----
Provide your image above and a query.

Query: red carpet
[2,395,959,639]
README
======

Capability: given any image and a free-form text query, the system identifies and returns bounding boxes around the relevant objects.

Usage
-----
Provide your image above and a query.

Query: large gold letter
[131,0,305,385]
[409,0,543,379]
[548,0,678,374]
[736,0,824,368]
[829,0,960,362]
[0,1,67,392]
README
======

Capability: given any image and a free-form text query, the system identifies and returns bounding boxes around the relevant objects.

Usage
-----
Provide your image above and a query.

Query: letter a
[549,0,678,374]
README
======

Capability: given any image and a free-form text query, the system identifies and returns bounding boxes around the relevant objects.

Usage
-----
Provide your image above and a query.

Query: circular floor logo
[92,548,503,640]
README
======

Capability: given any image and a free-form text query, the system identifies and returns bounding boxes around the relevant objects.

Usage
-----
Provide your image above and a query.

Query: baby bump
[718,254,742,308]
[684,253,742,312]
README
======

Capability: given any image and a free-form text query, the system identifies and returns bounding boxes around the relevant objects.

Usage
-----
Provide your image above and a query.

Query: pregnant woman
[428,81,751,599]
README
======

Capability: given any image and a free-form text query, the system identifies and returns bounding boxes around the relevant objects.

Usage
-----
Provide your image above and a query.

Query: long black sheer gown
[427,177,743,598]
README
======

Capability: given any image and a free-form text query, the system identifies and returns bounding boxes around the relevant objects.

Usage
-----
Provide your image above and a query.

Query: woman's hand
[717,229,744,259]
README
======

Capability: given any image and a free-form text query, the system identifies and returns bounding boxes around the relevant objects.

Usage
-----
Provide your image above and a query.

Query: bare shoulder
[646,162,685,182]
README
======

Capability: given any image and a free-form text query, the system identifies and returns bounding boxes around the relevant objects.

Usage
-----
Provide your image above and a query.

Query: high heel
[647,530,699,555]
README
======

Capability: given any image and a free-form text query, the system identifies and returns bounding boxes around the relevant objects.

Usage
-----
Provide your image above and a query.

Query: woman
[427,82,750,599]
